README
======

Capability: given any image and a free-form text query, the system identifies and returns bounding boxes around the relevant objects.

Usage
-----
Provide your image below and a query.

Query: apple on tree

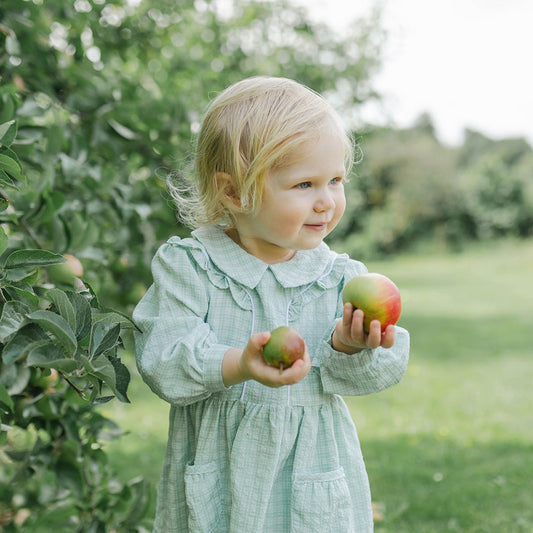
[342,273,402,333]
[48,254,84,285]
[262,326,305,374]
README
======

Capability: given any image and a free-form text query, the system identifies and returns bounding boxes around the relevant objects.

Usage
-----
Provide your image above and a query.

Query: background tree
[334,118,533,258]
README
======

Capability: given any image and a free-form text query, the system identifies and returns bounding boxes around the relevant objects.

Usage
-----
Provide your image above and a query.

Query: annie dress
[133,225,410,533]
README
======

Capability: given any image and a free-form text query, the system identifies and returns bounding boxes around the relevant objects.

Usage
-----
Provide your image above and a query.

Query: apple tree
[0,93,149,529]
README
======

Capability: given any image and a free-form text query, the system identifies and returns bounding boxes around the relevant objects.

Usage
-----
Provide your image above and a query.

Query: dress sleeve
[318,258,410,396]
[132,241,230,406]
[319,326,410,396]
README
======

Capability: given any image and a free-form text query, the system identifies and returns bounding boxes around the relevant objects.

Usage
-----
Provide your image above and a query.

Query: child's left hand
[332,302,396,354]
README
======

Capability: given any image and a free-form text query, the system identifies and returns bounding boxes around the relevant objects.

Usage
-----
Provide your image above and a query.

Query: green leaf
[0,226,7,256]
[0,300,30,341]
[4,266,39,282]
[26,340,79,373]
[19,269,40,285]
[0,153,22,179]
[107,355,131,403]
[81,352,130,403]
[92,310,138,330]
[0,121,14,138]
[4,249,66,269]
[47,288,76,332]
[0,384,14,413]
[0,94,15,123]
[108,118,138,140]
[122,477,150,526]
[52,214,68,253]
[6,366,31,396]
[0,168,16,189]
[65,213,99,252]
[4,282,39,306]
[2,324,48,365]
[66,291,92,339]
[85,354,116,392]
[26,310,77,355]
[0,120,17,147]
[89,321,121,359]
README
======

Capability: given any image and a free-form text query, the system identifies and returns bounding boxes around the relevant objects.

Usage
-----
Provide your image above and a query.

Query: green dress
[133,225,410,532]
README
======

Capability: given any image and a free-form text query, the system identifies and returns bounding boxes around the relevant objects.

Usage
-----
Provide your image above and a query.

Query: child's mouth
[305,223,327,231]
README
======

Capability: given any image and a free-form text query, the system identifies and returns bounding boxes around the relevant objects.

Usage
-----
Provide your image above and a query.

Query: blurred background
[1,0,531,531]
[299,0,533,147]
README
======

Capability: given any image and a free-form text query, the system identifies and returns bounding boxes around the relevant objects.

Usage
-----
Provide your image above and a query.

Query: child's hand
[332,303,396,354]
[240,332,311,388]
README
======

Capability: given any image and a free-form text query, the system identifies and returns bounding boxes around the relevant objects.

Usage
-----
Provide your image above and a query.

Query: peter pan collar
[191,225,337,289]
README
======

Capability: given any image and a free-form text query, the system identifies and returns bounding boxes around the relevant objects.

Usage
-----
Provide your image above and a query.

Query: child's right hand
[240,332,311,388]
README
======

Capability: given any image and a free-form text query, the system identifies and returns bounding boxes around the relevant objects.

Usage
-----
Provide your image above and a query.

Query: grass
[99,238,532,531]
[345,238,533,532]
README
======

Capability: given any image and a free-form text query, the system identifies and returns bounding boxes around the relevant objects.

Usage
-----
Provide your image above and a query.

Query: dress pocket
[184,462,226,533]
[291,467,355,533]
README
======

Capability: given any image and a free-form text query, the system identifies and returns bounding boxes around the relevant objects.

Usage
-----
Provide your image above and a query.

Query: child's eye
[329,177,343,185]
[295,181,311,189]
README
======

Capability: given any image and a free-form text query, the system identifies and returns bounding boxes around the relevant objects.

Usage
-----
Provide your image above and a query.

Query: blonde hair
[168,76,355,228]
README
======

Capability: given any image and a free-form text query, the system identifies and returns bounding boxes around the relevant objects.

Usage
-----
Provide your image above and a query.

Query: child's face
[231,125,347,264]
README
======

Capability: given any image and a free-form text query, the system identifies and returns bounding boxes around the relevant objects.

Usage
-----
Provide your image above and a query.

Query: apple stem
[279,363,284,375]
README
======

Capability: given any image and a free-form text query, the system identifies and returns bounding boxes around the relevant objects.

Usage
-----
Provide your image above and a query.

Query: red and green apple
[342,273,402,333]
[262,326,305,373]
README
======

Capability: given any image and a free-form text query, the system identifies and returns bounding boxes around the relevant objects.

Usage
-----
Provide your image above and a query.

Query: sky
[294,0,533,146]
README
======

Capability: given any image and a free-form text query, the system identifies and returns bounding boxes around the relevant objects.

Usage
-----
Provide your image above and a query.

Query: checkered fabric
[133,225,410,532]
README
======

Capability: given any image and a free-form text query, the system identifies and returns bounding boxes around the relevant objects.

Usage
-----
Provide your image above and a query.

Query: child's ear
[216,172,242,209]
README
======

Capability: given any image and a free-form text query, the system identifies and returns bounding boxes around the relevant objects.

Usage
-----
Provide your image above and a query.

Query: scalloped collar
[188,225,339,289]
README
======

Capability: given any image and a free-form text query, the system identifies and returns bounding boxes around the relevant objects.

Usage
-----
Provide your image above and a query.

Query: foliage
[0,109,149,528]
[0,0,385,529]
[332,119,533,258]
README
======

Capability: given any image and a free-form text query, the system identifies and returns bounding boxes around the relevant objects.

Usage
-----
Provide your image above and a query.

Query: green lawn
[346,238,533,532]
[101,238,532,532]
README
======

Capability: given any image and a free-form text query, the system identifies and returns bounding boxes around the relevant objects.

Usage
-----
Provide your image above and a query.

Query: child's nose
[314,190,335,212]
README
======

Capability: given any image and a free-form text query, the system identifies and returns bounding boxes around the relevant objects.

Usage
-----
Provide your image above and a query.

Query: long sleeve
[317,256,410,396]
[132,242,230,406]
[319,325,410,396]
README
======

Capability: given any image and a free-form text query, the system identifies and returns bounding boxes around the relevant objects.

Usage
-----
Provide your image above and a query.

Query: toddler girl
[133,76,410,532]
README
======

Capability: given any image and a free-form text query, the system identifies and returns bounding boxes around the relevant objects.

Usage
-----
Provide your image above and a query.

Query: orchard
[1,0,532,531]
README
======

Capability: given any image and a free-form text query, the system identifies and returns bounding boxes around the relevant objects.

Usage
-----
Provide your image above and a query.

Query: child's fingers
[250,340,310,387]
[249,331,271,350]
[366,320,382,349]
[351,308,365,339]
[270,346,311,386]
[278,353,311,385]
[342,302,353,328]
[381,324,396,349]
[258,359,307,387]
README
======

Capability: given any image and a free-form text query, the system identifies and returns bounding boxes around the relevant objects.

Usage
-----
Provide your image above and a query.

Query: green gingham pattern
[133,225,410,532]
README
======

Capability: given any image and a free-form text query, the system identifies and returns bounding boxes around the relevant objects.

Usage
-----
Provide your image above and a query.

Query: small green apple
[262,326,305,373]
[48,254,83,285]
[30,368,59,392]
[342,273,402,333]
